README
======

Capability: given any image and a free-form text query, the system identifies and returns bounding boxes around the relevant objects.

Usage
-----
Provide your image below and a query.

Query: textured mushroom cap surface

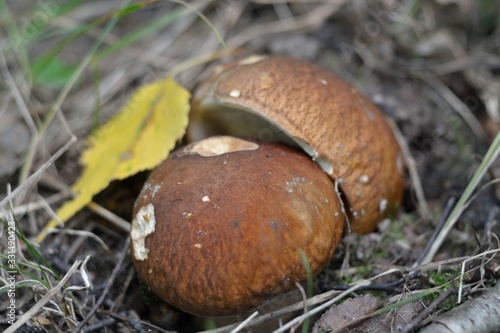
[188,55,404,233]
[131,137,344,316]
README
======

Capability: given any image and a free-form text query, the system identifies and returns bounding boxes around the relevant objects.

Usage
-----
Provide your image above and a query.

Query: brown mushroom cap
[130,136,344,316]
[188,55,404,233]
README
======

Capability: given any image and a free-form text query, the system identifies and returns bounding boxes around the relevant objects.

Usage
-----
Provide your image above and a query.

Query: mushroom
[188,55,404,233]
[131,136,344,317]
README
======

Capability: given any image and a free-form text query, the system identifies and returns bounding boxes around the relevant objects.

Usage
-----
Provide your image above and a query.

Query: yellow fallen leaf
[36,77,190,243]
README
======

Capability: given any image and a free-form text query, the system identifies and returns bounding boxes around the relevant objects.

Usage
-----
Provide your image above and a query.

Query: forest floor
[1,1,500,332]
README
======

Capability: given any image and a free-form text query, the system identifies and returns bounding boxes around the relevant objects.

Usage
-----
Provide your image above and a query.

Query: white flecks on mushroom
[319,79,328,85]
[285,176,307,194]
[140,182,163,201]
[152,184,162,198]
[359,175,370,183]
[349,208,359,220]
[187,136,259,157]
[131,203,156,261]
[194,243,202,249]
[379,198,388,213]
[202,195,210,202]
[229,89,241,98]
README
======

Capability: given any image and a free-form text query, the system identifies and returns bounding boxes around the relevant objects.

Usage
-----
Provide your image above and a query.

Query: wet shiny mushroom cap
[130,136,344,316]
[188,55,404,233]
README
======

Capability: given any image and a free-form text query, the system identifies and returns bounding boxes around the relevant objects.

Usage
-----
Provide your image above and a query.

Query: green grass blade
[0,280,44,293]
[0,263,51,290]
[96,8,185,58]
[4,217,61,281]
[298,248,313,333]
[371,289,436,316]
[422,131,500,264]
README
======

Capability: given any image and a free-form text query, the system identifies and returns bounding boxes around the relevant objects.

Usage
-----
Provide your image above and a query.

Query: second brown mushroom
[189,55,404,233]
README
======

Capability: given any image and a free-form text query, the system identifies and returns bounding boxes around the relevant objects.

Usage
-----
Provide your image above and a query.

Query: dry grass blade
[0,192,69,219]
[229,311,259,333]
[2,1,499,331]
[18,0,128,184]
[272,269,402,333]
[86,201,130,233]
[400,287,456,333]
[201,289,344,333]
[457,248,500,304]
[412,248,500,273]
[4,260,81,333]
[71,237,130,332]
[0,51,37,135]
[391,120,430,220]
[419,73,485,140]
[0,138,76,209]
[169,0,227,50]
[227,1,346,48]
[413,198,456,267]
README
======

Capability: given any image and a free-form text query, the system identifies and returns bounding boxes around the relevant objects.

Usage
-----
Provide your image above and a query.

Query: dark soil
[1,1,499,332]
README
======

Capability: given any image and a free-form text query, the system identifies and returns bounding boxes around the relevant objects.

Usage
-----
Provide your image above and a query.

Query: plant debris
[0,1,499,332]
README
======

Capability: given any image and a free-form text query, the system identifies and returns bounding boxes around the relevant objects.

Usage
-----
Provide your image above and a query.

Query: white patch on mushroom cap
[237,54,268,65]
[359,175,369,183]
[229,89,241,98]
[379,198,388,213]
[186,136,259,157]
[139,182,162,201]
[131,203,156,261]
[152,184,162,198]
